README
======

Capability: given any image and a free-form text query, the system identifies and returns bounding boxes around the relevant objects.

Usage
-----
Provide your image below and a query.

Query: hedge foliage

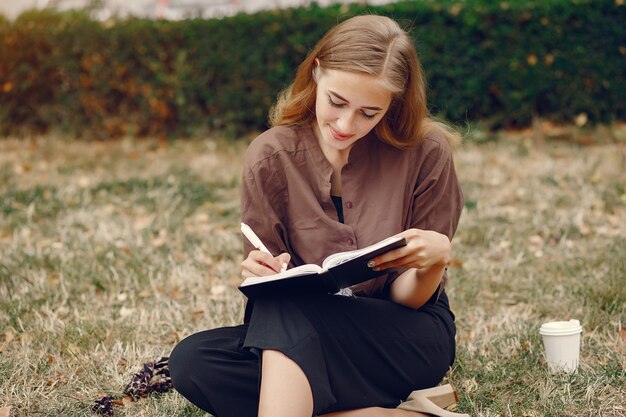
[0,0,624,138]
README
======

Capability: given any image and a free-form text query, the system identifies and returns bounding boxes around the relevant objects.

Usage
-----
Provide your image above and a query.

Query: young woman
[169,14,466,417]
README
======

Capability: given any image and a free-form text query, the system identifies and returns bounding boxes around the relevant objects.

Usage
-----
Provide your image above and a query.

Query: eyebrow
[329,90,383,111]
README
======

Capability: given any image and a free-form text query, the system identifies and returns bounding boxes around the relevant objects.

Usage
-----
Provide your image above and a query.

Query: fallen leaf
[195,212,210,223]
[14,162,31,174]
[78,176,90,187]
[167,331,182,344]
[3,331,15,343]
[575,113,588,127]
[119,306,134,318]
[151,235,167,247]
[462,377,478,392]
[211,284,226,297]
[133,215,153,231]
[479,289,496,300]
[621,326,626,342]
[170,287,180,299]
[528,235,544,247]
[138,289,152,298]
[150,228,169,247]
[449,3,463,15]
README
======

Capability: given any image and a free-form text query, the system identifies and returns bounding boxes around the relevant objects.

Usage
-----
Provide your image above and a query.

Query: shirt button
[347,238,354,245]
[346,201,353,209]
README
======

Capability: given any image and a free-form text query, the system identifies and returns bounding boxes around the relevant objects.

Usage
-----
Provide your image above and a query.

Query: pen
[240,223,287,272]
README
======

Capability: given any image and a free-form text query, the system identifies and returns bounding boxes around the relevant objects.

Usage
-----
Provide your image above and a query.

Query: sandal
[397,384,469,417]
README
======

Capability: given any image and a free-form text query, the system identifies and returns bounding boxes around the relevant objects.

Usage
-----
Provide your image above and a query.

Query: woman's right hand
[241,251,291,278]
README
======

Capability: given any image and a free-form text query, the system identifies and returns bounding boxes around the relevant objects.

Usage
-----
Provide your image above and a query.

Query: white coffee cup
[539,319,582,373]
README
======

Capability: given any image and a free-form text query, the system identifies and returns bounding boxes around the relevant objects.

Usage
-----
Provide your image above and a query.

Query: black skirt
[169,291,456,417]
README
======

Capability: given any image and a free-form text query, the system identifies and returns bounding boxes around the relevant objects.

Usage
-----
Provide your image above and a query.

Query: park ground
[0,123,625,416]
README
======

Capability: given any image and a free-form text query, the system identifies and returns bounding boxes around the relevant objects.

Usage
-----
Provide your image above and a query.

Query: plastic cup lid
[539,319,582,336]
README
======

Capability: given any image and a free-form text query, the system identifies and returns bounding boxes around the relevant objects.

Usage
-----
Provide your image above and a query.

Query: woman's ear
[312,58,321,82]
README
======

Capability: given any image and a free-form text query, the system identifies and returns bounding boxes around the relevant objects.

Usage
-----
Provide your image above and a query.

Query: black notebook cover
[238,237,406,299]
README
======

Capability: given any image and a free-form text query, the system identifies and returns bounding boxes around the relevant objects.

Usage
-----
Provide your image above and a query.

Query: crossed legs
[172,294,453,417]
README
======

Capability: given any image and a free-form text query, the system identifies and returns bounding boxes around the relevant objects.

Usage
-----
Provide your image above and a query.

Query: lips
[329,126,354,141]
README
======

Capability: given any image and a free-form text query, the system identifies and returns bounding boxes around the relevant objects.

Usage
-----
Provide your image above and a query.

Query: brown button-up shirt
[240,124,464,299]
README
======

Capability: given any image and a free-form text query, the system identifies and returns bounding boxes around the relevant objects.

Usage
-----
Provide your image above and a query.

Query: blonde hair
[269,14,460,149]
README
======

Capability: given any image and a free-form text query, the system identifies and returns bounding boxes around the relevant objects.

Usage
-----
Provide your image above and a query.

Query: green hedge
[0,0,624,138]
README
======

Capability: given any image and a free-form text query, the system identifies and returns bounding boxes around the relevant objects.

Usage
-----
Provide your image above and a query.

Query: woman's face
[313,68,392,158]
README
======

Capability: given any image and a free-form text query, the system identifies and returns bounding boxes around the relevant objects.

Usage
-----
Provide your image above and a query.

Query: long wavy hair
[269,14,459,149]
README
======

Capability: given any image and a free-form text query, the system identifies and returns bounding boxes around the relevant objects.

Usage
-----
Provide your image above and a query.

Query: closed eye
[328,95,345,108]
[328,95,378,119]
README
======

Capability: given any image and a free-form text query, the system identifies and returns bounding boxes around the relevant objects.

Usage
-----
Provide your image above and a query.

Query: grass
[0,125,624,417]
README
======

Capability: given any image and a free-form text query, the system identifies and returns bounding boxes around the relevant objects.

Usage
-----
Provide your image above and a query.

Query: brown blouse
[240,124,464,299]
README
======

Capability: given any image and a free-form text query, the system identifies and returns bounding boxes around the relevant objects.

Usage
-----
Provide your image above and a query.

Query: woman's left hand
[369,228,451,271]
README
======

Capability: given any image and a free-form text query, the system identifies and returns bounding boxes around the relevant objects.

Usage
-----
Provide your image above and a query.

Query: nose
[336,111,355,133]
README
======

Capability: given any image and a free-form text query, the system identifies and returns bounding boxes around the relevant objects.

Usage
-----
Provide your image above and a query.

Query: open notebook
[238,236,406,299]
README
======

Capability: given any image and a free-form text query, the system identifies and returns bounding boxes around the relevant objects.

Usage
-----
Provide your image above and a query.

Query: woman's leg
[257,350,423,417]
[257,350,427,417]
[169,325,260,417]
[170,327,317,417]
[258,349,314,417]
[245,294,456,415]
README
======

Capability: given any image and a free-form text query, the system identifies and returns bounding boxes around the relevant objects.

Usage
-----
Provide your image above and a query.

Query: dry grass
[0,125,624,417]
